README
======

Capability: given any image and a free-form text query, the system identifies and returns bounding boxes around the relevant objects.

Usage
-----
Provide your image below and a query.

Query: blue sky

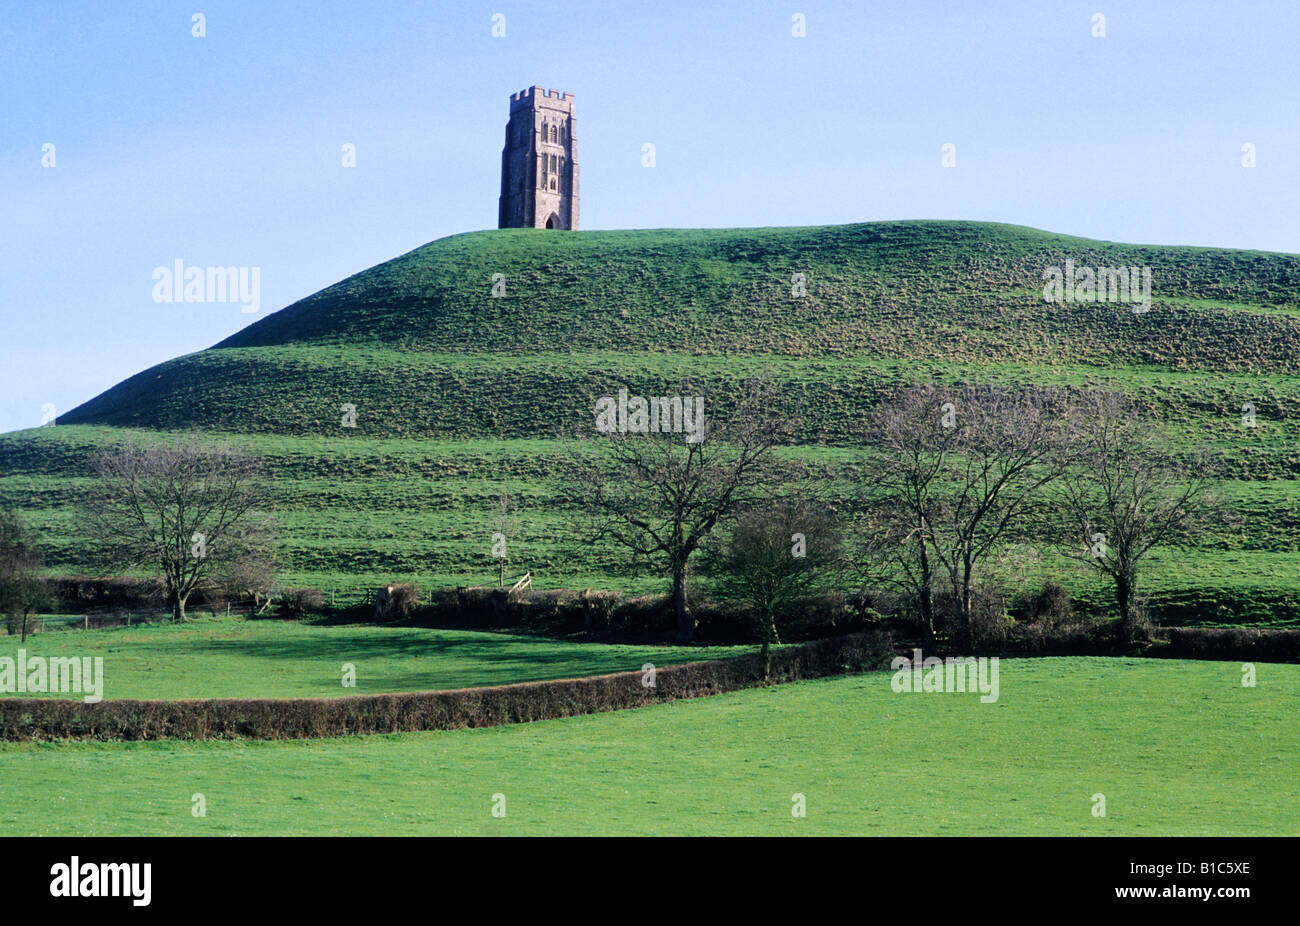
[2,0,1298,433]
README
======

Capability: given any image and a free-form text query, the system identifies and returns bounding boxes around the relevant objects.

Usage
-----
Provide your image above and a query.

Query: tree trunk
[672,564,693,642]
[917,538,936,646]
[1116,572,1136,641]
[20,609,29,643]
[759,609,777,681]
[173,597,186,622]
[959,561,974,649]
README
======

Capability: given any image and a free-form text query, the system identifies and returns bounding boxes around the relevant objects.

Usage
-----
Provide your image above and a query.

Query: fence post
[84,615,89,631]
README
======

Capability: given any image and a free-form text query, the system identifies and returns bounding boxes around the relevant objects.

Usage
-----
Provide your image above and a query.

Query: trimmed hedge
[0,631,894,743]
[986,622,1300,662]
[1155,626,1300,662]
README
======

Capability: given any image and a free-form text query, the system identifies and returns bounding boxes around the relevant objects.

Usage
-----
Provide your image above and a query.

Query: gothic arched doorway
[545,213,558,229]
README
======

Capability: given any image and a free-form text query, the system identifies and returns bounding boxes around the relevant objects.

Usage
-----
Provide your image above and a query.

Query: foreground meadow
[3,657,1295,836]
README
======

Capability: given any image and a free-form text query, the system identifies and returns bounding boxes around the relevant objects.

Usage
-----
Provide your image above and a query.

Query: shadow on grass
[178,628,740,678]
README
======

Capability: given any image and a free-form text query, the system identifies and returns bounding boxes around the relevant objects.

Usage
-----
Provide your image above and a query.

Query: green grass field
[3,658,1295,836]
[0,618,740,700]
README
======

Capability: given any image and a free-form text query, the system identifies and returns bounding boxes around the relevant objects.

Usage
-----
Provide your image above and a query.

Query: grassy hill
[4,220,1300,623]
[52,222,1300,436]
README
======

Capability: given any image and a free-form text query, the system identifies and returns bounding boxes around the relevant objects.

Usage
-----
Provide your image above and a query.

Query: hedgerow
[0,630,895,742]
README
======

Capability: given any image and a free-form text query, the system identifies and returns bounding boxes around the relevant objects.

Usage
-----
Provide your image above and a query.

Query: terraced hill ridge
[56,221,1300,438]
[4,220,1300,622]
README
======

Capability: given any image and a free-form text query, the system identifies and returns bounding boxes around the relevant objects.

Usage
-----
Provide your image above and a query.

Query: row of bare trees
[863,385,1213,645]
[565,381,1214,648]
[2,381,1208,642]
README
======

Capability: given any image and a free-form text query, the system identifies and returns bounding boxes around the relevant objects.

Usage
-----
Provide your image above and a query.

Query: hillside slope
[57,221,1300,437]
[6,221,1300,623]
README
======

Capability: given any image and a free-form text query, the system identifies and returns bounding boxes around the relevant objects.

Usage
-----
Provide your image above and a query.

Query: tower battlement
[499,85,580,230]
[510,86,575,109]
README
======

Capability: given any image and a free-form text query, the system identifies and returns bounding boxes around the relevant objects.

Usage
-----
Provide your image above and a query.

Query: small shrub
[580,589,618,631]
[1016,580,1074,626]
[277,588,325,618]
[610,595,674,634]
[387,583,423,617]
[1010,620,1114,654]
[1119,601,1155,643]
[693,598,754,644]
[969,604,1013,647]
[934,585,1011,644]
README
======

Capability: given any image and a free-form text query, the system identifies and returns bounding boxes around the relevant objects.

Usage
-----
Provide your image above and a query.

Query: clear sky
[3,0,1298,433]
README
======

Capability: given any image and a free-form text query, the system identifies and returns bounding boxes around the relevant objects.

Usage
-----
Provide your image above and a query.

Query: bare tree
[861,385,961,643]
[851,494,939,644]
[563,380,793,641]
[0,508,51,642]
[863,384,1066,646]
[213,525,282,615]
[707,495,843,677]
[491,487,521,588]
[86,438,278,621]
[1057,392,1214,641]
[930,386,1067,644]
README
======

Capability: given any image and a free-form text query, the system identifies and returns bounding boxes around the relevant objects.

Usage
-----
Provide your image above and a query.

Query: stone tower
[498,86,579,230]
